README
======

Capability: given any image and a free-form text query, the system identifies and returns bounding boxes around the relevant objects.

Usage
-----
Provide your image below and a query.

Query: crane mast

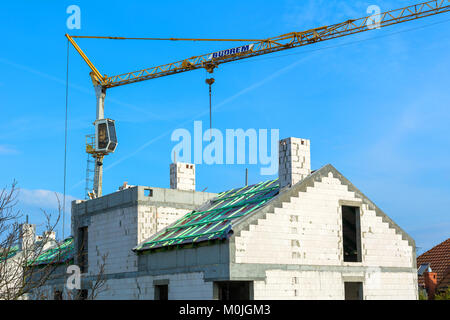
[66,0,450,198]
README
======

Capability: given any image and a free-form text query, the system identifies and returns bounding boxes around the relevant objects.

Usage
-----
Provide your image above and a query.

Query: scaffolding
[84,134,95,199]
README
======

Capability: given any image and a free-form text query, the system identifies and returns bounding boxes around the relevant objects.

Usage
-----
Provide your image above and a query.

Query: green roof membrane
[0,245,19,262]
[135,179,279,252]
[27,237,74,266]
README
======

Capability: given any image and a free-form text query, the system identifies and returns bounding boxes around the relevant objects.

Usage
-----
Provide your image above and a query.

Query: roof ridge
[418,238,450,259]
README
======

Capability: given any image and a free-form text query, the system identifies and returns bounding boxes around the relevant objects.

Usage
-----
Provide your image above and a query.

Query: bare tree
[88,249,108,300]
[0,181,107,300]
[0,180,66,299]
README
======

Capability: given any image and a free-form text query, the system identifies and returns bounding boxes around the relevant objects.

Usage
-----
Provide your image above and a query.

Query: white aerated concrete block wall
[170,162,196,191]
[253,270,417,300]
[19,223,35,251]
[155,206,192,233]
[363,271,418,299]
[29,284,54,300]
[279,137,311,189]
[90,204,194,275]
[137,205,157,244]
[95,272,212,300]
[235,171,417,299]
[89,206,139,275]
[164,272,213,300]
[0,252,26,299]
[254,270,343,300]
[235,171,413,266]
[137,206,191,243]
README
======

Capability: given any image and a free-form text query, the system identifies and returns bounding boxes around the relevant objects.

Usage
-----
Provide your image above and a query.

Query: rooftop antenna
[245,168,248,186]
[26,215,29,224]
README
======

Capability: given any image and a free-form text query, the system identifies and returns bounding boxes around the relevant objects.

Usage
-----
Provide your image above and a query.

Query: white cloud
[283,0,362,29]
[18,189,78,211]
[0,145,18,155]
[0,57,174,122]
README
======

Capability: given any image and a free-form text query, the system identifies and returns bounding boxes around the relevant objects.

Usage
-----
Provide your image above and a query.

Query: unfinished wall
[279,137,311,189]
[136,206,192,250]
[170,162,196,191]
[155,206,193,235]
[253,269,417,300]
[89,206,139,274]
[29,284,54,300]
[235,171,413,266]
[253,270,343,300]
[0,253,25,299]
[27,264,74,300]
[233,170,417,299]
[363,271,418,299]
[72,186,216,276]
[1,227,58,300]
[95,272,213,300]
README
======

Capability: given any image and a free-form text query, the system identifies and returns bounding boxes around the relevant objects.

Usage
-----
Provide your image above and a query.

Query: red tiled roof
[417,238,450,289]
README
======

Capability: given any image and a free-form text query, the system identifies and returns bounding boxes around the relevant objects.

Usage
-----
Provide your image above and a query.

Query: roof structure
[134,179,279,252]
[417,238,450,289]
[0,245,20,262]
[135,164,416,256]
[27,237,74,267]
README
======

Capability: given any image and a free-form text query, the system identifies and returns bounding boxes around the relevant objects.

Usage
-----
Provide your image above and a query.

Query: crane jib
[208,44,254,60]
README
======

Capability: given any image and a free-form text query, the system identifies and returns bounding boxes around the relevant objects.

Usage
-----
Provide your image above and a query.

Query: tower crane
[66,0,450,198]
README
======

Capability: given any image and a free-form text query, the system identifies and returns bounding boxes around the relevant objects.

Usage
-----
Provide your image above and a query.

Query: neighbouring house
[0,223,58,300]
[31,137,418,300]
[26,236,74,300]
[417,238,450,299]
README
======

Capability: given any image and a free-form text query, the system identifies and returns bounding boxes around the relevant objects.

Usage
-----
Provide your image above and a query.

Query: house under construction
[33,137,418,300]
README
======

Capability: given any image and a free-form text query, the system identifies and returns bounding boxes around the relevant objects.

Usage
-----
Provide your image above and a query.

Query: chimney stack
[42,230,56,250]
[424,270,438,299]
[279,137,311,189]
[170,162,196,191]
[43,230,56,241]
[18,223,35,252]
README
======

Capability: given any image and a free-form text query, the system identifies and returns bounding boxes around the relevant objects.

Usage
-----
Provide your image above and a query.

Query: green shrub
[419,290,427,300]
[434,288,450,300]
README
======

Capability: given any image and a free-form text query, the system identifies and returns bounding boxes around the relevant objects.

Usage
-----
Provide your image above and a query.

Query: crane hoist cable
[205,78,215,141]
[62,39,70,239]
[64,0,450,198]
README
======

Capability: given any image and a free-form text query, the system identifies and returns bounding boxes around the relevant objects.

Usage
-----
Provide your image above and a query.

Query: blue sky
[0,0,449,254]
